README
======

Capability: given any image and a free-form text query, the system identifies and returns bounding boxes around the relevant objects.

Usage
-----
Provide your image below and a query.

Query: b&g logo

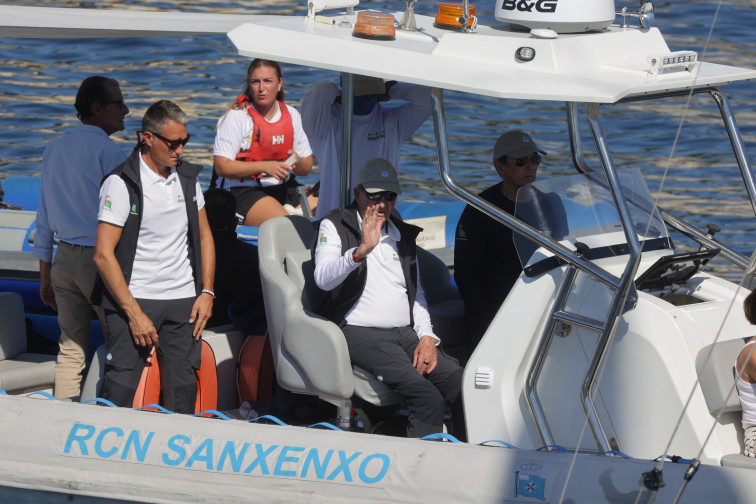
[500,0,558,13]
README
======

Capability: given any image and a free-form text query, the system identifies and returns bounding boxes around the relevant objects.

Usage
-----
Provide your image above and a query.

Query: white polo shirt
[98,156,205,299]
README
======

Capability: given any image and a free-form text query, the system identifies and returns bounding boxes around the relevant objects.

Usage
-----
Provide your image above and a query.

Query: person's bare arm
[189,208,215,339]
[93,221,159,347]
[38,259,57,311]
[290,153,313,177]
[213,155,292,181]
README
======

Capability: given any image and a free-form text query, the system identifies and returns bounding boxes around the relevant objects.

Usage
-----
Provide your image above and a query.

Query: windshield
[514,168,670,266]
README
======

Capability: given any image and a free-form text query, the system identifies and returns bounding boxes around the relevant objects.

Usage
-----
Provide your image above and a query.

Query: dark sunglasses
[360,186,398,202]
[102,98,126,108]
[510,153,542,167]
[148,130,191,150]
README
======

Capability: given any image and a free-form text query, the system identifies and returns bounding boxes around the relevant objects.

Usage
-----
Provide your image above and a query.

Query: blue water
[1,0,755,279]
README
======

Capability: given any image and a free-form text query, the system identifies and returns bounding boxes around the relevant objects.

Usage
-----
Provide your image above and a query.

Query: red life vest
[235,98,294,164]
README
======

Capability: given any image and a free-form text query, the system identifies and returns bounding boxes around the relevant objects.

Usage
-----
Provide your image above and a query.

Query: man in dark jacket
[313,158,463,439]
[93,100,215,413]
[454,130,566,357]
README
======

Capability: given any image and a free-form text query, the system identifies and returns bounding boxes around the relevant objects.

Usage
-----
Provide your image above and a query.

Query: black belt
[59,241,94,249]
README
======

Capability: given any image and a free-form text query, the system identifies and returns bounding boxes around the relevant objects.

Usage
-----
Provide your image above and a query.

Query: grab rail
[580,102,643,454]
[525,265,581,448]
[339,72,354,210]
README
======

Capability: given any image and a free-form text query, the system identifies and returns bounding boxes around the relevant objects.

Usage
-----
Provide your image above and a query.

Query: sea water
[0,0,754,280]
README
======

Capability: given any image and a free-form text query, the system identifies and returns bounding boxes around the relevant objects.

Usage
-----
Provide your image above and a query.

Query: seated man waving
[313,158,464,439]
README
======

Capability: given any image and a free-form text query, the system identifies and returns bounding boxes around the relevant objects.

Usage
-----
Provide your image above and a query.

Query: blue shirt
[33,124,127,262]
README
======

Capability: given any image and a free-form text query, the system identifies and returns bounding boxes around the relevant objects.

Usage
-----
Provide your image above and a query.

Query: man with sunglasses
[92,100,215,414]
[454,131,552,357]
[34,76,129,399]
[313,158,464,440]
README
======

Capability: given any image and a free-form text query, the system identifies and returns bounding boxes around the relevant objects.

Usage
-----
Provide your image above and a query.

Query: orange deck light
[352,11,396,40]
[434,2,477,29]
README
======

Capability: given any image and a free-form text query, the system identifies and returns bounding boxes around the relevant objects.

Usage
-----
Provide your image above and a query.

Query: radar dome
[494,0,616,34]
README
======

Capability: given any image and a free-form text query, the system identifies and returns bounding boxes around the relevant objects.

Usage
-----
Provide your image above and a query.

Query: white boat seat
[0,292,55,394]
[258,215,403,414]
[80,343,107,403]
[721,453,756,469]
[695,338,747,415]
[694,338,756,466]
[288,246,465,358]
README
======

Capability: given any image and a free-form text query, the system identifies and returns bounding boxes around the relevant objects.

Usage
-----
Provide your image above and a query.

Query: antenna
[399,0,417,31]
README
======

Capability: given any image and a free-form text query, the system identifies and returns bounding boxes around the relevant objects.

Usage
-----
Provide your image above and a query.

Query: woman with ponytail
[213,59,313,226]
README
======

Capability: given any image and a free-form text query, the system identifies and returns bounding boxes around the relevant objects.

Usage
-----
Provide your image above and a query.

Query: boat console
[635,248,720,292]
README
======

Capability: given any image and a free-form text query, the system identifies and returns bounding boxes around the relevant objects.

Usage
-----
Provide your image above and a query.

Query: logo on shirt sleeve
[320,233,327,243]
[103,195,112,210]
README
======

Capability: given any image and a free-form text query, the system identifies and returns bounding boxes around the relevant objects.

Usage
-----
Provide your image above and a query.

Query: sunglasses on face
[102,98,126,108]
[360,186,398,202]
[510,153,542,167]
[148,130,191,150]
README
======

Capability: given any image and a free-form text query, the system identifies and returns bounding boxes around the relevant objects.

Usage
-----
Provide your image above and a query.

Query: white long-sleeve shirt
[301,81,431,219]
[313,214,439,343]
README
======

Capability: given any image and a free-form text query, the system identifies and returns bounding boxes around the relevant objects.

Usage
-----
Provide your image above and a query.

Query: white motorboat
[1,1,756,502]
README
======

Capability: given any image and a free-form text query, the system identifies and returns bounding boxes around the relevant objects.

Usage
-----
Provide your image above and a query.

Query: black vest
[313,205,422,327]
[91,152,204,311]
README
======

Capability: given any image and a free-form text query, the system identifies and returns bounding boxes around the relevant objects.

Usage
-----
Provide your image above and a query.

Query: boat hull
[0,393,753,503]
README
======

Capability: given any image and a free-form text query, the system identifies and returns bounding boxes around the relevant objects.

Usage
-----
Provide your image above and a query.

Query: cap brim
[506,147,548,158]
[363,185,401,194]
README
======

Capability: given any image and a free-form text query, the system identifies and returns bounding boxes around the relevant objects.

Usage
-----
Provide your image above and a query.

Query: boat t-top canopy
[3,4,754,103]
[227,9,756,103]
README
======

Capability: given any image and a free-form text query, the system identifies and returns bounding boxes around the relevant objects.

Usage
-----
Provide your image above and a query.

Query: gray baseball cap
[356,158,402,194]
[493,131,547,161]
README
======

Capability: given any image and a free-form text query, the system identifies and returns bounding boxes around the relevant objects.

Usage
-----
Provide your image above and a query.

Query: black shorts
[229,177,302,223]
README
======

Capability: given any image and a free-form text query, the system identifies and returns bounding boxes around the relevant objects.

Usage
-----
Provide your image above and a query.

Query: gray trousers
[342,325,464,439]
[102,297,201,414]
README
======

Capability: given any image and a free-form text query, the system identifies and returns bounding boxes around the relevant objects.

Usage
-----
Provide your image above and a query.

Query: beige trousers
[51,243,107,399]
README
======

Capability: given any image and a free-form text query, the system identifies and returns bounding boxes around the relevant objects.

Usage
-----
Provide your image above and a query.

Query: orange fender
[195,340,218,416]
[237,332,275,407]
[132,347,160,411]
[132,340,218,414]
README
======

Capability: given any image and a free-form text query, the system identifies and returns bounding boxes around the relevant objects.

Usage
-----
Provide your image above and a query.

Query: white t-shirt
[98,156,205,299]
[738,340,756,426]
[213,103,312,188]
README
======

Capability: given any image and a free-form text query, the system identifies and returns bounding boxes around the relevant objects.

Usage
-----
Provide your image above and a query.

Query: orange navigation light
[434,2,477,29]
[352,11,396,40]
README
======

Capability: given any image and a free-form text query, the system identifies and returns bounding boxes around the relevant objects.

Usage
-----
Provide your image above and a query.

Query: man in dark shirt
[454,131,559,356]
[204,189,262,328]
